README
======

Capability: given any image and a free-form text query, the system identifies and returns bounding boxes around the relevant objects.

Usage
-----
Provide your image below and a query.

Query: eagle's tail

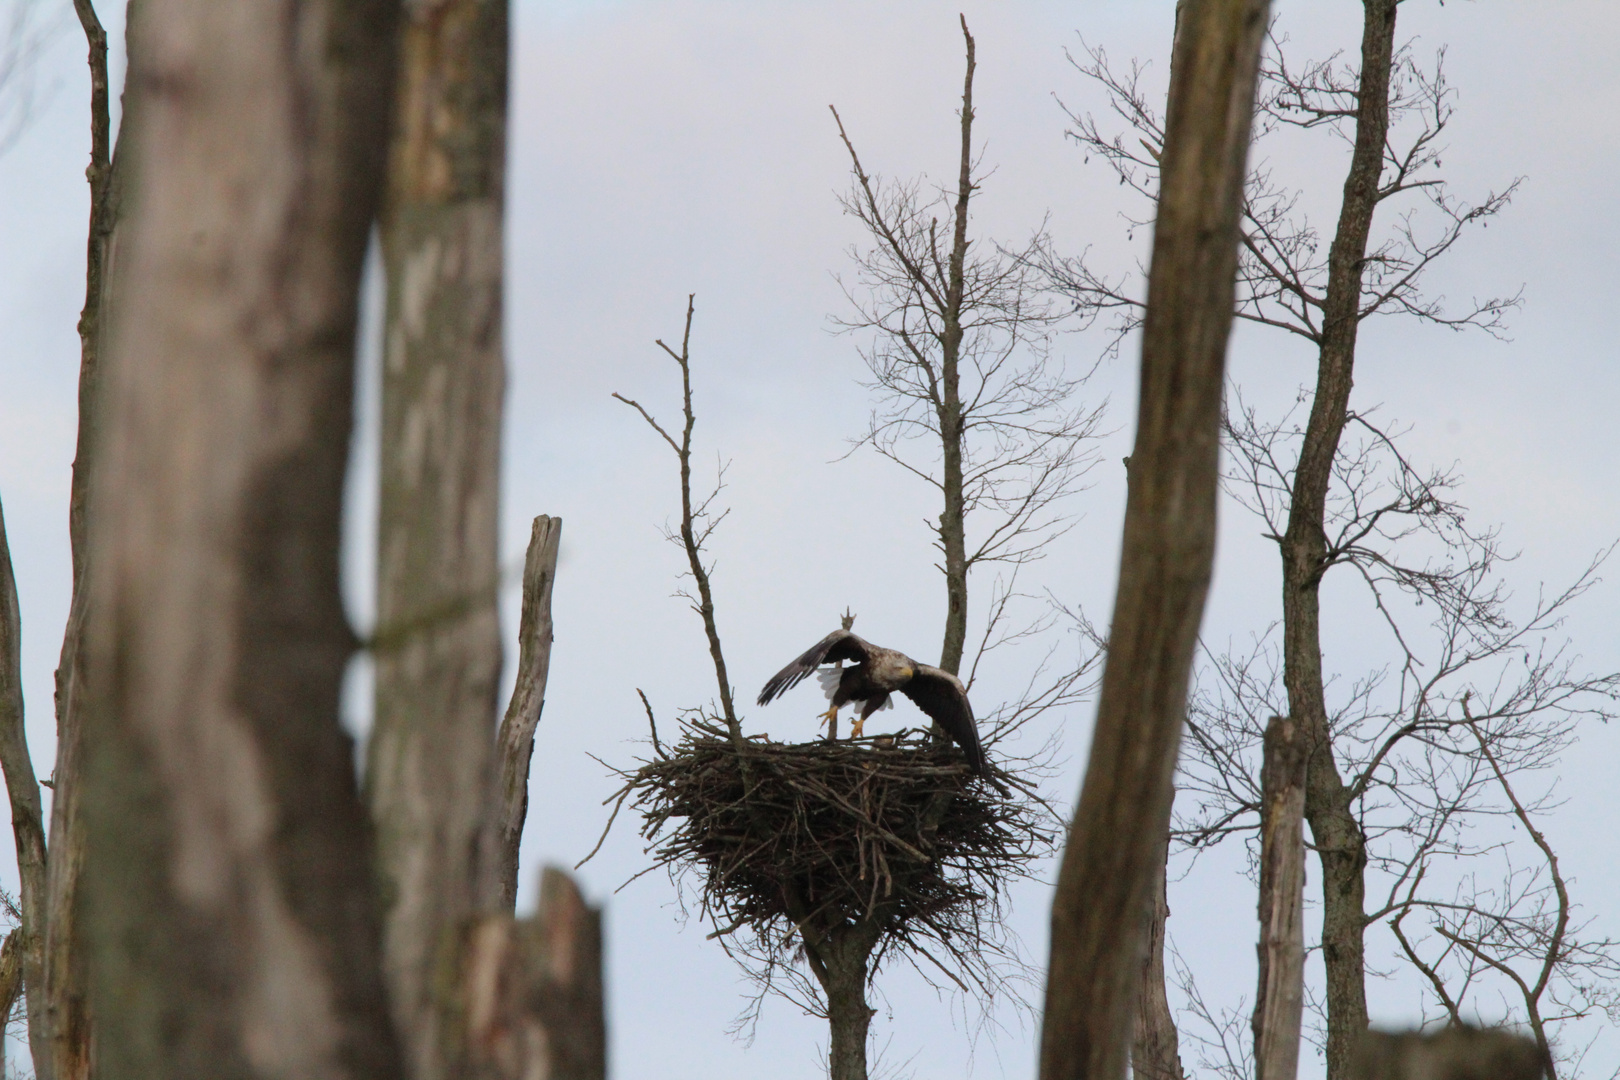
[815,666,842,700]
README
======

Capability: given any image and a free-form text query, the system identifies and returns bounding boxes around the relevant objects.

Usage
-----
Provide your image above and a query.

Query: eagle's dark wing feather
[757,629,872,705]
[900,666,987,775]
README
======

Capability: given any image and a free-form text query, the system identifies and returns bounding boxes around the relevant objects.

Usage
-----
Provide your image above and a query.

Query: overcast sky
[3,2,1620,1078]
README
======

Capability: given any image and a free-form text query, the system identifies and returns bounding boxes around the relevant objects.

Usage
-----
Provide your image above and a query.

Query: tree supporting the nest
[606,718,1054,1080]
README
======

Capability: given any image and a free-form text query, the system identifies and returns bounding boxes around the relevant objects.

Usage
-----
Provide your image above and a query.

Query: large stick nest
[610,717,1056,990]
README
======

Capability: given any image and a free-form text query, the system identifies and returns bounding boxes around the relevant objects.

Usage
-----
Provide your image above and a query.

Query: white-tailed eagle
[757,628,987,776]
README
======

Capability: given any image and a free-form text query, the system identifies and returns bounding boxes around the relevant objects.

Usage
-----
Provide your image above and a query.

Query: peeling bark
[1039,3,1270,1078]
[367,1,508,1076]
[463,867,606,1080]
[1131,848,1184,1080]
[79,0,403,1074]
[493,516,560,911]
[366,1,508,1076]
[1253,716,1307,1080]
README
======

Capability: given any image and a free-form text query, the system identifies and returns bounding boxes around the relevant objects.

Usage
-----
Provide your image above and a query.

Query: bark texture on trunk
[463,867,605,1080]
[1131,848,1184,1080]
[0,500,47,1078]
[0,932,20,1075]
[1039,3,1270,1078]
[1276,6,1397,1079]
[493,515,561,911]
[43,6,136,1076]
[1253,716,1307,1080]
[820,926,879,1080]
[79,0,403,1075]
[368,3,507,1075]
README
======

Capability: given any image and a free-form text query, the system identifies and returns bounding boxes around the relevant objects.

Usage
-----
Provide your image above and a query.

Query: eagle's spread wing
[757,629,872,705]
[900,666,987,776]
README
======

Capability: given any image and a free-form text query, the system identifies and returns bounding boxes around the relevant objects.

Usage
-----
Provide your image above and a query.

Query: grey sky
[3,2,1620,1077]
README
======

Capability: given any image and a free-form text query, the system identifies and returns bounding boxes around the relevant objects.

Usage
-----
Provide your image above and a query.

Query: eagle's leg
[820,704,840,740]
[850,713,866,739]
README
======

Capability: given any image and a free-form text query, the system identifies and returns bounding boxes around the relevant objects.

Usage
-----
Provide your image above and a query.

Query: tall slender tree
[834,17,1101,688]
[1039,2,1271,1078]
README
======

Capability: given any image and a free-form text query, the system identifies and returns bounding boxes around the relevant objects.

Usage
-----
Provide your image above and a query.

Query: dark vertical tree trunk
[78,0,403,1075]
[1275,5,1397,1078]
[367,1,508,1075]
[1039,3,1270,1078]
[1254,716,1307,1080]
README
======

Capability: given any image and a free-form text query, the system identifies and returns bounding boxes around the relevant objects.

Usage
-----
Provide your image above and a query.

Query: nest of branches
[608,716,1056,991]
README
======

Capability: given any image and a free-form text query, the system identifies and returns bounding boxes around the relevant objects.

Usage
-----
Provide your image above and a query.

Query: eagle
[756,628,987,776]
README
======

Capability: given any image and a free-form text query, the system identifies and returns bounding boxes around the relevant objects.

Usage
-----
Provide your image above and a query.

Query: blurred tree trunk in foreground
[367,0,509,1075]
[462,867,607,1080]
[1038,2,1270,1078]
[78,0,403,1074]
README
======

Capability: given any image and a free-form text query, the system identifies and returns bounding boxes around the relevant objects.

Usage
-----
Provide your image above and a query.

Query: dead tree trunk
[1131,844,1185,1080]
[1254,716,1307,1080]
[40,3,133,1076]
[0,499,47,1077]
[493,515,561,911]
[367,1,508,1075]
[78,0,403,1074]
[1039,3,1270,1078]
[1276,5,1398,1078]
[463,867,607,1080]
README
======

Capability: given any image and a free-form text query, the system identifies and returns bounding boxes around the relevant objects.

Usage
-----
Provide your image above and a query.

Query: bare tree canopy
[833,16,1104,683]
[1053,4,1619,1079]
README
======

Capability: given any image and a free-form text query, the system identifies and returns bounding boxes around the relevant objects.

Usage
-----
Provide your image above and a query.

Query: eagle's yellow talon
[819,705,839,729]
[851,717,866,739]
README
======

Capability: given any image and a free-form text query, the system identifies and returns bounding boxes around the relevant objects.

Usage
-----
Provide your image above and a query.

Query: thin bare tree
[0,497,45,1078]
[833,17,1105,697]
